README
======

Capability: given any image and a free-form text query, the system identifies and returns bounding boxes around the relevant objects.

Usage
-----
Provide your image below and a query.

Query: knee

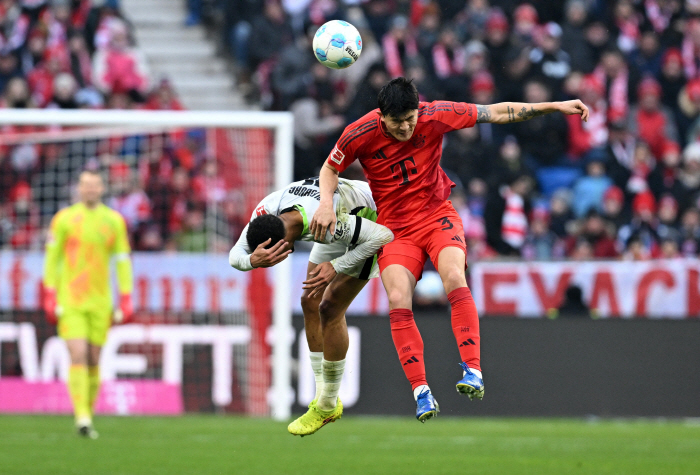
[318,298,341,325]
[442,269,467,293]
[300,293,321,314]
[387,289,410,310]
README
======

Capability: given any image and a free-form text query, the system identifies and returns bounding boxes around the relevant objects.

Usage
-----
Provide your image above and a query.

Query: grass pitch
[1,415,699,475]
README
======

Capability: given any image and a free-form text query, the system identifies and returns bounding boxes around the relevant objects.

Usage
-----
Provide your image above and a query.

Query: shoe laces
[459,362,473,375]
[416,389,432,404]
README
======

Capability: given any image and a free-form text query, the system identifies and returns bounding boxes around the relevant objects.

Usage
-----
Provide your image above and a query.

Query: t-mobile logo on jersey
[390,157,418,186]
[255,206,268,217]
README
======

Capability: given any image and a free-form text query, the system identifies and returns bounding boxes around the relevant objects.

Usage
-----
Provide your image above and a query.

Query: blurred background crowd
[3,0,700,265]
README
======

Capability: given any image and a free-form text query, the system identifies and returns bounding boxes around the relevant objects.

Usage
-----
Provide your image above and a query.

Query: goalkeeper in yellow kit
[43,170,134,438]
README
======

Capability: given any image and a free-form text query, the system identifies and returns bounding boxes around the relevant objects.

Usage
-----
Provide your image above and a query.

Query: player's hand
[558,99,589,122]
[310,204,336,242]
[303,262,337,298]
[250,239,291,268]
[114,294,134,324]
[43,287,57,325]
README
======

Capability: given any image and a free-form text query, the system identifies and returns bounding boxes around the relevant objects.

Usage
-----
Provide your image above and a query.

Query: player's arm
[42,213,66,324]
[303,215,394,295]
[310,162,340,241]
[228,223,290,270]
[113,214,135,323]
[475,100,589,124]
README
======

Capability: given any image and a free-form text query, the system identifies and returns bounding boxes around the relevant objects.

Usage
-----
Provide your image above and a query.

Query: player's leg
[428,205,484,400]
[58,308,93,433]
[87,343,102,418]
[379,241,438,422]
[316,273,367,410]
[301,261,325,402]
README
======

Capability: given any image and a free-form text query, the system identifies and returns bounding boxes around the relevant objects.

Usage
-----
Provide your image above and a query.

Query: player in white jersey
[229,177,392,435]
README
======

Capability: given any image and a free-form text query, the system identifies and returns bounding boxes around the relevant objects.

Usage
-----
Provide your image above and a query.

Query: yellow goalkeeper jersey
[43,202,133,311]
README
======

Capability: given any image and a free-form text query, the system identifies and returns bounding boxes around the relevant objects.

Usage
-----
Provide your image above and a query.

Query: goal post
[0,109,294,420]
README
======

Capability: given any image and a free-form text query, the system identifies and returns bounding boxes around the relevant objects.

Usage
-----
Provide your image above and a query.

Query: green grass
[1,415,699,475]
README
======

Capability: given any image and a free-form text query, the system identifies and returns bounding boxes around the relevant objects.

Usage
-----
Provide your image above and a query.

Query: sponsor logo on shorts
[330,146,345,165]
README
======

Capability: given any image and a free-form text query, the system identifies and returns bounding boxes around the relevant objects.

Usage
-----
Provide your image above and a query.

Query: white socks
[309,352,324,401]
[465,368,483,380]
[317,358,345,411]
[413,384,430,400]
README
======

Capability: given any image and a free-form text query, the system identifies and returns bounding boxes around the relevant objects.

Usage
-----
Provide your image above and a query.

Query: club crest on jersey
[411,133,426,148]
[330,146,345,165]
[255,205,268,217]
[452,103,467,115]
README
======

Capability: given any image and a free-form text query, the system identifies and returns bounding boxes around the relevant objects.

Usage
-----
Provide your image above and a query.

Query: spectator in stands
[629,30,663,78]
[382,15,419,78]
[678,206,700,255]
[430,26,467,100]
[618,191,660,257]
[629,76,679,160]
[2,76,32,107]
[657,194,681,241]
[659,48,685,116]
[529,22,571,92]
[484,173,534,256]
[601,185,629,232]
[610,140,655,198]
[567,209,618,259]
[582,20,611,72]
[92,18,149,101]
[68,31,92,89]
[612,0,642,54]
[521,206,559,260]
[49,72,78,108]
[567,74,608,161]
[511,3,539,47]
[174,205,207,252]
[0,51,22,94]
[678,142,700,196]
[560,0,592,73]
[345,62,389,122]
[145,77,184,110]
[648,140,690,209]
[548,187,575,238]
[595,48,637,124]
[107,161,151,231]
[3,181,40,249]
[270,29,315,110]
[681,17,700,80]
[442,124,498,189]
[515,79,569,168]
[572,159,613,218]
[28,44,69,107]
[483,8,510,79]
[485,135,530,190]
[660,237,681,258]
[622,233,652,260]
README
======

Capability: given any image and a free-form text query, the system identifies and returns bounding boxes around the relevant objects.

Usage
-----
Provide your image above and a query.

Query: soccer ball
[312,20,362,70]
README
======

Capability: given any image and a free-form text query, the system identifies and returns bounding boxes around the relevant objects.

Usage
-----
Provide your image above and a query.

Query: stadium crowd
[212,0,700,262]
[0,0,254,252]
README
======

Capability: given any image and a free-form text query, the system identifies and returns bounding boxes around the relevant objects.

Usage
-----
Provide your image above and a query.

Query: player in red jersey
[310,77,589,422]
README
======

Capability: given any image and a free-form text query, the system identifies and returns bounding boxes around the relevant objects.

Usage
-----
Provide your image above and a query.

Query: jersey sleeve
[421,101,478,134]
[113,212,133,295]
[43,210,67,290]
[330,214,393,274]
[229,223,254,271]
[326,119,376,172]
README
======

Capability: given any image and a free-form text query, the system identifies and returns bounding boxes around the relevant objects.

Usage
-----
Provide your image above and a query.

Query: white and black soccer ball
[312,20,362,70]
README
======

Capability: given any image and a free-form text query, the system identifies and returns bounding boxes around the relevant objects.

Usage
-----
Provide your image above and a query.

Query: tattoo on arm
[476,105,492,123]
[515,106,547,122]
[507,106,515,123]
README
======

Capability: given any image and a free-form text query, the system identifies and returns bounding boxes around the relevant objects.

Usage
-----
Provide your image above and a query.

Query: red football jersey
[327,101,477,229]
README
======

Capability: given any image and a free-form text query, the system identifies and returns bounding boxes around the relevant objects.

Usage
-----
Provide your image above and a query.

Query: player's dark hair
[377,77,419,118]
[247,215,286,252]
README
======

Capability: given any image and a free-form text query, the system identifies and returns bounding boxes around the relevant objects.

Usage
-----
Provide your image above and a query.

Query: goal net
[0,109,294,420]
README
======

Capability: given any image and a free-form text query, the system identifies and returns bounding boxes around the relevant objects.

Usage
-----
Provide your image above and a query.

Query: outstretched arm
[310,162,340,241]
[476,100,589,124]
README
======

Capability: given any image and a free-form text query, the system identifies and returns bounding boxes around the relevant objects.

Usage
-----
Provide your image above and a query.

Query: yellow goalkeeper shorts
[57,307,112,346]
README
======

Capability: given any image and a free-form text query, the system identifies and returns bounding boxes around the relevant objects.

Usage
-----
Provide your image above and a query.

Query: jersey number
[390,157,418,186]
[303,177,320,187]
[439,217,453,231]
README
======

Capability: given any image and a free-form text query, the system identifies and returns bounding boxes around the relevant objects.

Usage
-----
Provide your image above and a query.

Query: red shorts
[377,201,467,281]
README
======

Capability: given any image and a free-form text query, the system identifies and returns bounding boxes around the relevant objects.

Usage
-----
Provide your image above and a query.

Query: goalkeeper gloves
[114,294,134,324]
[43,288,57,325]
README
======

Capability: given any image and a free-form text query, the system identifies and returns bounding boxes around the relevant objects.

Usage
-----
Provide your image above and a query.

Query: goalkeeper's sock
[87,365,100,416]
[448,287,481,372]
[68,364,91,424]
[317,359,345,411]
[389,309,428,390]
[309,351,324,401]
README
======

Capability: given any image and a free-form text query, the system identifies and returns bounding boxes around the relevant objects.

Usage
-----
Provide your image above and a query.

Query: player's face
[78,173,104,207]
[382,110,418,142]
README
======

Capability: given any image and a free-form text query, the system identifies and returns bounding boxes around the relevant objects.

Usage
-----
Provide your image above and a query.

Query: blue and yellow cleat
[415,389,439,423]
[456,362,484,400]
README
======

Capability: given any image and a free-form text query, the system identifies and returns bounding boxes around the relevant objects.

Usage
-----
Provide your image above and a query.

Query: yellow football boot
[287,398,343,437]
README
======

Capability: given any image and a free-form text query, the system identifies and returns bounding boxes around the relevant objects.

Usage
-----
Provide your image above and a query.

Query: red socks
[448,287,481,372]
[389,309,427,390]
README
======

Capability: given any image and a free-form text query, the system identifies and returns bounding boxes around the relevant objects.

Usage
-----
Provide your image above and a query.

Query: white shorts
[309,241,380,280]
